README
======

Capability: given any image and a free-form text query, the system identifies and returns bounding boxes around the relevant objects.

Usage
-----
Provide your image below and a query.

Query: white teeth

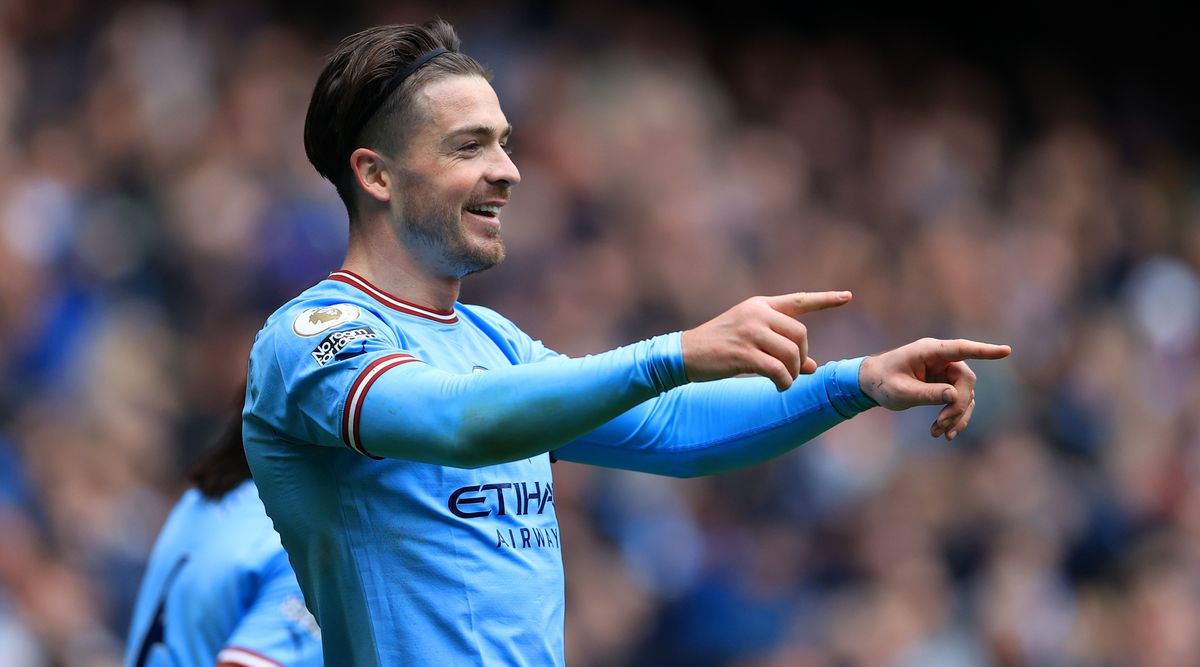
[467,204,501,215]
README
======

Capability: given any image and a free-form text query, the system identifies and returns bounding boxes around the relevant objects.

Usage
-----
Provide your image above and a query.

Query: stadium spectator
[0,3,1197,666]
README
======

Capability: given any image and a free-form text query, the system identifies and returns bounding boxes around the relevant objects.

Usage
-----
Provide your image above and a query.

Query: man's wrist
[641,331,688,394]
[825,356,878,418]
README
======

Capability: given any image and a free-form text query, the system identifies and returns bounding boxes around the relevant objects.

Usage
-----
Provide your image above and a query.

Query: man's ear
[350,148,392,203]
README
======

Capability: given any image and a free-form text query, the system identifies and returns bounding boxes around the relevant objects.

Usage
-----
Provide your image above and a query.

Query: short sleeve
[246,301,421,458]
[217,552,322,667]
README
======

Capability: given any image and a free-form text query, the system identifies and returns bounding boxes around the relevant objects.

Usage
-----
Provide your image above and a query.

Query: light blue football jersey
[244,270,873,666]
[245,271,573,667]
[125,481,322,667]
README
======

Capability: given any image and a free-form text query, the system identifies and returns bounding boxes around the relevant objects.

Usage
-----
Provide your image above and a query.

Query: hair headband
[353,47,450,144]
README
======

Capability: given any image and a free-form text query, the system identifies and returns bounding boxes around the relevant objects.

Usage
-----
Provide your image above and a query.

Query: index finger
[928,339,1012,362]
[763,291,853,318]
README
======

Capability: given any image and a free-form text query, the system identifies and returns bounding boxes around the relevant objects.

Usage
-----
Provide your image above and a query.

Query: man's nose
[488,147,521,188]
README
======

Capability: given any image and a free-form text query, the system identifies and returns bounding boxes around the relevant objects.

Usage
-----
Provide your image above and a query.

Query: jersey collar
[328,270,459,324]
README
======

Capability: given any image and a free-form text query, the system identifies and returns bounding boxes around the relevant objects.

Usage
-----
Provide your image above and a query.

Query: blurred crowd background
[2,1,1200,665]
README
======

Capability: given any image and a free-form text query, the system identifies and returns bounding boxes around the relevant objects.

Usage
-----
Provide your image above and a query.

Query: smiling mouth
[464,204,501,219]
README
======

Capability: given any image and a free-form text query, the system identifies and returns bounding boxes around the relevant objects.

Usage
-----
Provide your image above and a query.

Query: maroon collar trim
[329,271,458,324]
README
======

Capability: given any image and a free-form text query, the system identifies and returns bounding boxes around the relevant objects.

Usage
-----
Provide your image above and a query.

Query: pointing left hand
[858,338,1012,441]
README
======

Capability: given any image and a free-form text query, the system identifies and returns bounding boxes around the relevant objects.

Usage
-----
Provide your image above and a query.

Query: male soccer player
[243,19,1010,666]
[126,399,322,667]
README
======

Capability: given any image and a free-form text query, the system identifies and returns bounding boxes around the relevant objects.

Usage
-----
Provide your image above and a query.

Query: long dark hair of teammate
[186,382,251,500]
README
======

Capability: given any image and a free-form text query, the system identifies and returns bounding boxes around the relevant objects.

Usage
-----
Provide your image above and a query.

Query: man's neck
[342,227,462,312]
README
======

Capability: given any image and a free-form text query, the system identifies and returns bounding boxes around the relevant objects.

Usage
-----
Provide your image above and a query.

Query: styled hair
[187,383,251,500]
[304,19,491,217]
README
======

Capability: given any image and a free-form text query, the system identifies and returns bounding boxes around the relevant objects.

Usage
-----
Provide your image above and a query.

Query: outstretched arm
[552,338,1010,477]
[553,357,873,477]
[273,291,852,466]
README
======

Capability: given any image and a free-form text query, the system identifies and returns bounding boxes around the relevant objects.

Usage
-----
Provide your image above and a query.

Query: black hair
[186,383,251,500]
[304,18,490,217]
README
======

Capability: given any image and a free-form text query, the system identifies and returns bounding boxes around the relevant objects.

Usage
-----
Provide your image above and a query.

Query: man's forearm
[553,357,875,477]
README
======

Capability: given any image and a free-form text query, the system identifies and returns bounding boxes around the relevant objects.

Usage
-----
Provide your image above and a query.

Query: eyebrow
[445,124,513,142]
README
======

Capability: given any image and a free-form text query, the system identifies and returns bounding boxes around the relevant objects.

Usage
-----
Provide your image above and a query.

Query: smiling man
[242,19,1010,666]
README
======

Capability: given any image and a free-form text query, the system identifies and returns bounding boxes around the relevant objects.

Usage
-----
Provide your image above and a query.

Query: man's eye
[500,143,513,155]
[459,143,481,153]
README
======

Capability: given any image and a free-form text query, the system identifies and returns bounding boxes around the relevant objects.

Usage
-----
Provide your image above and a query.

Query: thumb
[887,376,956,408]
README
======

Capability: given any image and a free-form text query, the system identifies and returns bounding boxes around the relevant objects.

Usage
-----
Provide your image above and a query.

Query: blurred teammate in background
[125,390,322,667]
[242,18,1010,666]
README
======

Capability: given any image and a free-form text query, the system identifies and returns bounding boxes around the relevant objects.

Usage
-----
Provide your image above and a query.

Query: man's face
[386,75,520,279]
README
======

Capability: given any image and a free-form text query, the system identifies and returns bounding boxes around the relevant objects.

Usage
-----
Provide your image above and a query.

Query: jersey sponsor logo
[292,303,361,337]
[131,555,189,667]
[496,526,560,550]
[471,365,488,373]
[447,481,554,519]
[310,326,377,366]
[279,594,321,640]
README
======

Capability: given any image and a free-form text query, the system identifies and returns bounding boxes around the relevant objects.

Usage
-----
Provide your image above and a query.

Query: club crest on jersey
[292,304,361,337]
[472,365,488,373]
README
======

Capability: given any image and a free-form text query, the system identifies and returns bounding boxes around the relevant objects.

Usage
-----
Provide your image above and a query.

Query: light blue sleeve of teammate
[473,310,879,477]
[250,305,687,465]
[217,551,322,667]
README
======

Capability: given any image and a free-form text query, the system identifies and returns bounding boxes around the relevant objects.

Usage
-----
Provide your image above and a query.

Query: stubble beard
[398,201,505,280]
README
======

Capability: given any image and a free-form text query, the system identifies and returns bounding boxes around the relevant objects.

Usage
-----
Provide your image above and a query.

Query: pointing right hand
[680,291,853,391]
